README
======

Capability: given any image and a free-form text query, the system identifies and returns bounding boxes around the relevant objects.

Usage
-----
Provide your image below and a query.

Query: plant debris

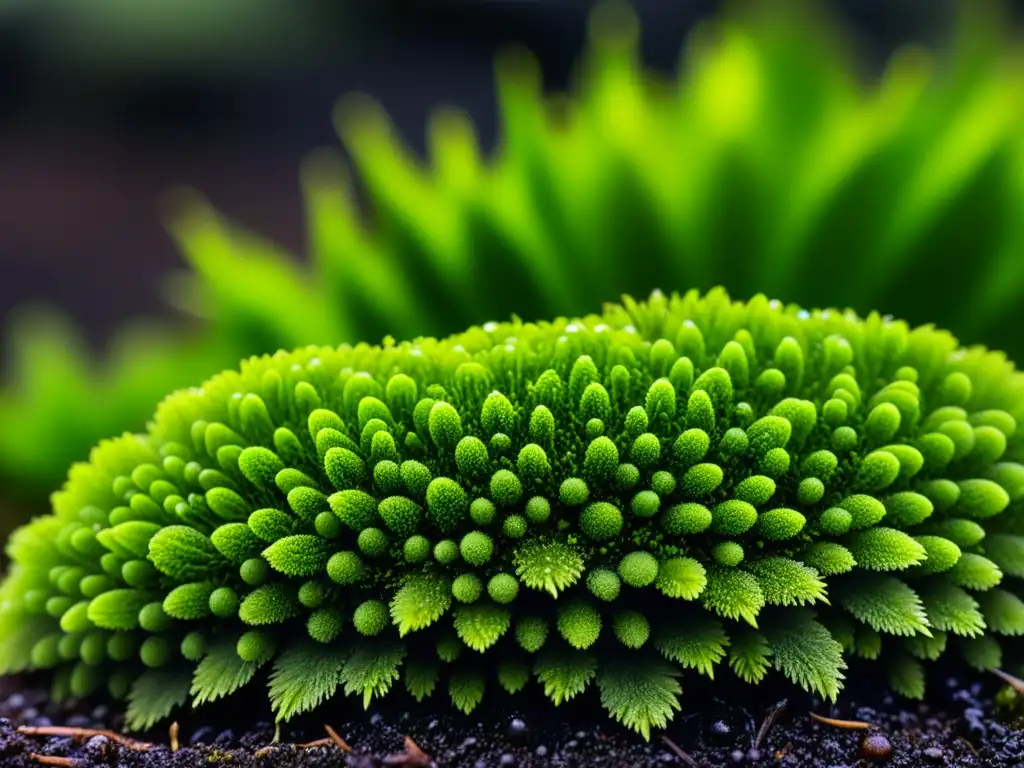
[810,712,874,730]
[3,665,1024,767]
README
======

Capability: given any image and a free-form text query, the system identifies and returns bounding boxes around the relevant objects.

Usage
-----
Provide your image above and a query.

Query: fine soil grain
[1,663,1021,767]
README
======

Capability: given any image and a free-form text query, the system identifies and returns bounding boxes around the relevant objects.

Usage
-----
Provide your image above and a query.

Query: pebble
[712,719,731,736]
[189,726,214,745]
[508,718,528,737]
[30,716,52,728]
[923,746,944,760]
[20,707,38,721]
[90,705,109,722]
[369,713,383,726]
[499,754,516,766]
[5,694,25,710]
[535,745,548,757]
[84,735,111,759]
[860,733,893,761]
[747,748,762,761]
[731,748,746,763]
[462,737,477,747]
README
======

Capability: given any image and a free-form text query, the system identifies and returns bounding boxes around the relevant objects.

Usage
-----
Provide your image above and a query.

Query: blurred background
[2,0,1024,536]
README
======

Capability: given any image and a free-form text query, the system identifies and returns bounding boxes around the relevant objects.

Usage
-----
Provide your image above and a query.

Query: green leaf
[339,642,405,709]
[162,582,214,620]
[838,575,931,637]
[513,540,585,598]
[239,583,299,625]
[919,582,985,638]
[728,629,773,685]
[126,668,191,731]
[959,635,1002,671]
[534,649,597,705]
[983,534,1024,577]
[0,612,53,675]
[404,658,440,702]
[853,626,882,660]
[948,553,1003,591]
[262,535,329,577]
[191,640,267,706]
[800,543,855,576]
[454,602,511,652]
[887,651,925,699]
[597,657,682,741]
[976,588,1024,636]
[904,631,948,662]
[87,589,154,630]
[99,522,161,559]
[147,525,222,580]
[498,655,531,694]
[702,567,765,627]
[764,611,846,702]
[449,667,486,714]
[268,643,347,722]
[846,528,927,571]
[748,557,828,607]
[654,557,707,600]
[653,615,728,678]
[390,574,451,636]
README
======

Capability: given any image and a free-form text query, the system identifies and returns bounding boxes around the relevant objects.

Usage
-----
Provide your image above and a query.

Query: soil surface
[1,663,1022,767]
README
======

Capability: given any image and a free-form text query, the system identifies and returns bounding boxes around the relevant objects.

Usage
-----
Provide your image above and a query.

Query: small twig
[18,726,152,751]
[253,745,277,759]
[754,699,788,749]
[29,756,78,767]
[324,724,352,751]
[809,712,872,731]
[383,735,432,766]
[297,737,334,749]
[993,668,1024,695]
[660,735,700,768]
[169,721,180,753]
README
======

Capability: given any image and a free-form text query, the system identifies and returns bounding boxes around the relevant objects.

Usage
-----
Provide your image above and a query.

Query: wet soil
[1,662,1022,767]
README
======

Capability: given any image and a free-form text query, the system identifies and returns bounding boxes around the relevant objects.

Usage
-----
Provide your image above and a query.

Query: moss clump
[1,288,1023,740]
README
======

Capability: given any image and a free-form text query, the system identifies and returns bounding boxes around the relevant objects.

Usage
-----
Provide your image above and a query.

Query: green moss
[1,289,1023,738]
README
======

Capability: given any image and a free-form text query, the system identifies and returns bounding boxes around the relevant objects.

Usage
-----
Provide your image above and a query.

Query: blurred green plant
[3,0,1024,521]
[166,1,1024,355]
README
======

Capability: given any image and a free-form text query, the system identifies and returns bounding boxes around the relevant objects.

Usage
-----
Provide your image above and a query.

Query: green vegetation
[4,2,1024,513]
[2,288,1022,739]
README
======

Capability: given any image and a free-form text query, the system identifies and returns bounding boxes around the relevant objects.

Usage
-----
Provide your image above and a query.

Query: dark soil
[1,664,1022,767]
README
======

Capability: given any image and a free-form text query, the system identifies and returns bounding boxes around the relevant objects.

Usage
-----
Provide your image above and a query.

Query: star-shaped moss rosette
[4,1,1024,514]
[2,288,1022,740]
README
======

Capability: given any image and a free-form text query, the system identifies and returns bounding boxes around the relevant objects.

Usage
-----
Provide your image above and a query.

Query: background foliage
[2,0,1024,534]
